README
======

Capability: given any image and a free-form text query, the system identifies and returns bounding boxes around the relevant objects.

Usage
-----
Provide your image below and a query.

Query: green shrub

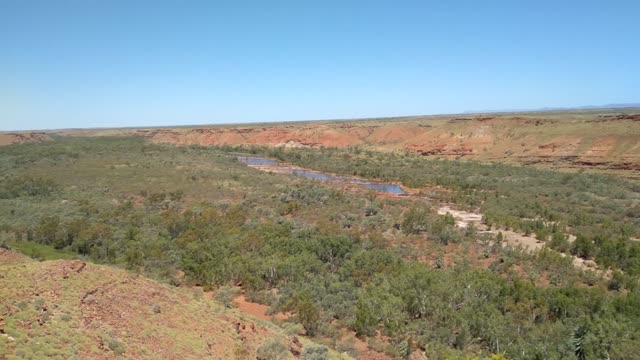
[107,338,126,356]
[215,286,241,308]
[0,176,58,199]
[401,204,431,234]
[256,338,288,360]
[302,344,329,360]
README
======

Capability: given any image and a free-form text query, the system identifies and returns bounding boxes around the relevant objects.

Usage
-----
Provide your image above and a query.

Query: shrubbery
[0,176,58,199]
[301,344,329,360]
[256,338,288,360]
[2,137,640,358]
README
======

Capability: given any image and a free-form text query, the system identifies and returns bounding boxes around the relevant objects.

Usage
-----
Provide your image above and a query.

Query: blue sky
[1,0,639,131]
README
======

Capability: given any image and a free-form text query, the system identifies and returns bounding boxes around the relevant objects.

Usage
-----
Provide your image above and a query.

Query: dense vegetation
[240,145,640,276]
[1,137,639,359]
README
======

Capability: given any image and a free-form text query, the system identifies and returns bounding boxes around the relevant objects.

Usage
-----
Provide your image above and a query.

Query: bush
[572,235,595,259]
[215,285,241,308]
[256,338,289,360]
[364,203,380,217]
[283,323,306,336]
[302,344,329,360]
[401,204,431,234]
[550,232,570,253]
[107,338,126,356]
[607,271,624,291]
[296,296,320,336]
[0,176,57,199]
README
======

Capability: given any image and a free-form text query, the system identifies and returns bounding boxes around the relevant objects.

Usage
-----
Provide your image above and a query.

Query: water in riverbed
[236,156,278,166]
[236,155,577,255]
[237,156,406,195]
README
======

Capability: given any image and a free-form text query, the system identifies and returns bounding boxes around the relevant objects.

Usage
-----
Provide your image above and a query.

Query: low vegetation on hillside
[0,249,338,360]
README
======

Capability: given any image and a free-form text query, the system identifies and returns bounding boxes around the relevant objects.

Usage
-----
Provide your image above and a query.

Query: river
[236,155,606,274]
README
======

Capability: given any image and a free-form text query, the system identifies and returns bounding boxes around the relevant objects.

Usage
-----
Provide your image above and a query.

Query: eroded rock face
[141,115,640,169]
[0,132,52,146]
[39,111,640,173]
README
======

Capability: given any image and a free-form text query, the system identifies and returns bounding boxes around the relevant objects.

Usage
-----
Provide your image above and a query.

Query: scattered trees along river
[1,137,639,359]
[241,145,640,275]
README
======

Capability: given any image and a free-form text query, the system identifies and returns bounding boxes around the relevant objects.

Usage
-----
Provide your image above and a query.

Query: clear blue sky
[1,0,638,131]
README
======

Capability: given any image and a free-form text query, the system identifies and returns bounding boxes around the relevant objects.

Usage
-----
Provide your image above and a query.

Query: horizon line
[2,104,639,133]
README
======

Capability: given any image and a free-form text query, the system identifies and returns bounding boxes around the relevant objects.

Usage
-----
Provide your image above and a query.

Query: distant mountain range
[464,103,640,114]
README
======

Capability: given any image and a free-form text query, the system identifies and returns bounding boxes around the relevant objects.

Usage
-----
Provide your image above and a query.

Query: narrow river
[237,156,406,194]
[236,155,605,273]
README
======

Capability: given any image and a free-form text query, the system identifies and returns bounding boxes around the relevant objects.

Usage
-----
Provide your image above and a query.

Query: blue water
[291,169,340,181]
[237,156,278,165]
[238,156,406,195]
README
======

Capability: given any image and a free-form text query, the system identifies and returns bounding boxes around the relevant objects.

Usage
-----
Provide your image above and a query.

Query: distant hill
[464,103,640,114]
[48,109,640,177]
[4,108,640,177]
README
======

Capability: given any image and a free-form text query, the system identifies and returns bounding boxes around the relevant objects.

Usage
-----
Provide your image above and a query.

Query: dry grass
[0,250,349,359]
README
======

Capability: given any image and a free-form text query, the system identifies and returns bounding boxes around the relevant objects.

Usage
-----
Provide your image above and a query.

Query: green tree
[296,295,320,336]
[354,299,377,337]
[572,235,595,259]
[401,204,431,235]
[36,216,60,245]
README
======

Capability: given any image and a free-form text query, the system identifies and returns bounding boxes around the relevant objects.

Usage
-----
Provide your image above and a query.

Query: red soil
[0,132,52,146]
[233,294,289,321]
[37,112,640,173]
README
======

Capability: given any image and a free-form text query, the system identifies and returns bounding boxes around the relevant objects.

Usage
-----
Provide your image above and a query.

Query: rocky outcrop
[0,132,52,146]
[45,111,640,174]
